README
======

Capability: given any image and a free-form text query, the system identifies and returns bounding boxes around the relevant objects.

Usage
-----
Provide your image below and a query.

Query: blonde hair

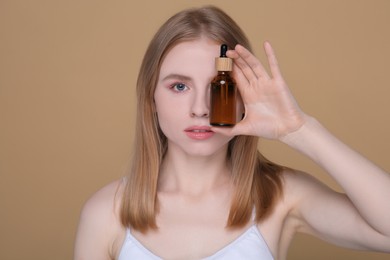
[121,5,284,232]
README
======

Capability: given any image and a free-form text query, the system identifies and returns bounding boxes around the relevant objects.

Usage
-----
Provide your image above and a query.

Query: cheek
[154,96,184,132]
[154,90,171,118]
[155,105,172,138]
[155,102,171,125]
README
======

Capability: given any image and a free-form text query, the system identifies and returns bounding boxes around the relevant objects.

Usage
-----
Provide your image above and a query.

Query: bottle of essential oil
[210,44,236,126]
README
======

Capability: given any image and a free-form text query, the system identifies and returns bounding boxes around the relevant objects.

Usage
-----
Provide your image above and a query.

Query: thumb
[210,125,237,137]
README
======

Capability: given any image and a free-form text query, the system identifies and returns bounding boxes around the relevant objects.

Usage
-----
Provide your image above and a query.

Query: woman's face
[154,38,235,157]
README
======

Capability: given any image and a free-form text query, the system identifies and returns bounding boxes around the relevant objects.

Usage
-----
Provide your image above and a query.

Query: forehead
[159,38,220,76]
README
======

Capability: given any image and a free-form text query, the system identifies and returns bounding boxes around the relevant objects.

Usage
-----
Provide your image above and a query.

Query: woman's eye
[171,83,188,92]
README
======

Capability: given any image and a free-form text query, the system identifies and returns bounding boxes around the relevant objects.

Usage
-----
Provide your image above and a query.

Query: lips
[184,126,214,140]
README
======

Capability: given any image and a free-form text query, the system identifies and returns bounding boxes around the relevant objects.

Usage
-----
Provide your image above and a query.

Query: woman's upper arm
[286,170,390,252]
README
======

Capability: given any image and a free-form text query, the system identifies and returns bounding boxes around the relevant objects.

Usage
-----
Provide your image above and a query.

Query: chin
[166,137,232,158]
[184,142,230,158]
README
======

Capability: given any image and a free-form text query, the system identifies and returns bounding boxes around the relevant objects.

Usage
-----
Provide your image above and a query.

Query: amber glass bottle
[210,44,236,126]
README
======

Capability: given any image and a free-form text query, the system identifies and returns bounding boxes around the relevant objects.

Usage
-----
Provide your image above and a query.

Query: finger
[264,41,282,79]
[211,118,253,137]
[210,125,235,136]
[235,44,270,80]
[211,124,242,137]
[231,62,250,94]
[227,48,258,83]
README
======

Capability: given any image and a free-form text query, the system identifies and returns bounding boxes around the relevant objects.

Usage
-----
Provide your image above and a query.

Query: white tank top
[117,225,274,259]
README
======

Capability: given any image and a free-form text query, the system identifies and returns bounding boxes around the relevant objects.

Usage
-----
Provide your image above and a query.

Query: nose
[190,88,210,118]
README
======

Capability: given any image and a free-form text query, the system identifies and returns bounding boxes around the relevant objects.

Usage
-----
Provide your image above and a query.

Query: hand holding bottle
[212,42,307,140]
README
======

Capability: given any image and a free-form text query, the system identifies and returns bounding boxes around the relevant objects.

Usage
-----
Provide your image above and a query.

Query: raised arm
[282,116,390,251]
[212,42,390,252]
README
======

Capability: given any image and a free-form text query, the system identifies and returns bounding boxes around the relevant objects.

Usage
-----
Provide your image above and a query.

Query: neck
[158,146,231,195]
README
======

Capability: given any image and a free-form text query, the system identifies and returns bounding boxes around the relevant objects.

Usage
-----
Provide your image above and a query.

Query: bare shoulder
[82,179,125,216]
[255,169,324,259]
[281,168,330,201]
[74,179,126,260]
[277,168,335,231]
[265,169,337,258]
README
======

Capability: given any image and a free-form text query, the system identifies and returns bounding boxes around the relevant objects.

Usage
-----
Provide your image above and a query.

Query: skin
[74,38,390,260]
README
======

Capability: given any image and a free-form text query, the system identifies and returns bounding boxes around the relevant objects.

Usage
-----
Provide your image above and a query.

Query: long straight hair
[121,5,284,232]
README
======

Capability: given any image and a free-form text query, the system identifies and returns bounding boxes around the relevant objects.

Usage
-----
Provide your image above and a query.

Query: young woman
[74,6,390,260]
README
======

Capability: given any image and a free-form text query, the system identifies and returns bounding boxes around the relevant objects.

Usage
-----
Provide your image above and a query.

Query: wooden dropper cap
[215,44,233,71]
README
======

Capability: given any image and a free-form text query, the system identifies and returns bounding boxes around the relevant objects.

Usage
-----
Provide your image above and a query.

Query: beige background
[1,0,389,259]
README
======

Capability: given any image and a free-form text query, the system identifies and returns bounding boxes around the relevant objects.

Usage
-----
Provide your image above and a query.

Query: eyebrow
[160,73,193,82]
